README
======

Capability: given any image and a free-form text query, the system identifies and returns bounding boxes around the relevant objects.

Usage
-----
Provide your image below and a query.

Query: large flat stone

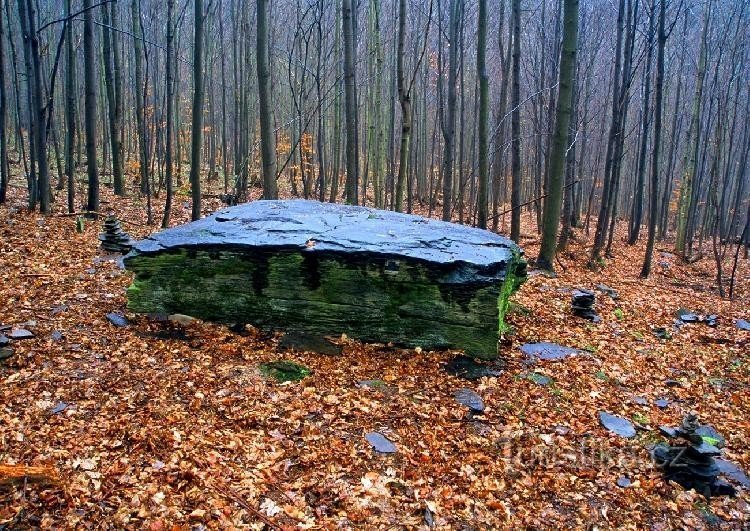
[124,201,526,359]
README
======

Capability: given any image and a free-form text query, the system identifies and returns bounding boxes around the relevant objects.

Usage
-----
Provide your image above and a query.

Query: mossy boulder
[123,200,526,359]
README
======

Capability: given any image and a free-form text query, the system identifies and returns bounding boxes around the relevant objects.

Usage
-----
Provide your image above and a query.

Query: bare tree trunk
[537,0,579,271]
[189,0,205,220]
[342,0,358,204]
[64,0,76,212]
[257,0,277,199]
[83,0,99,214]
[441,0,459,222]
[476,0,489,228]
[509,0,522,241]
[0,0,8,204]
[162,0,175,227]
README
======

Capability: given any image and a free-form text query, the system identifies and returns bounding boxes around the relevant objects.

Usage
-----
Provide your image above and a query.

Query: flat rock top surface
[128,200,522,270]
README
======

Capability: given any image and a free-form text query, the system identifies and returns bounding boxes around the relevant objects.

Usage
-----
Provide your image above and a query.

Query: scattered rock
[633,396,648,406]
[106,313,129,328]
[526,372,552,386]
[50,402,69,414]
[659,426,679,438]
[521,342,579,361]
[715,459,750,489]
[278,331,342,356]
[50,331,64,342]
[664,379,682,387]
[258,360,310,382]
[616,476,632,488]
[444,355,502,380]
[365,432,397,454]
[0,347,14,361]
[8,329,34,340]
[705,314,718,327]
[655,398,670,409]
[677,308,699,323]
[597,284,619,299]
[571,289,600,322]
[735,319,750,331]
[0,334,8,346]
[453,388,485,413]
[598,411,636,438]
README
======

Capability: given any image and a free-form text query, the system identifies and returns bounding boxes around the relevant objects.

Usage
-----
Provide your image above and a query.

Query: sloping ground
[1,188,749,529]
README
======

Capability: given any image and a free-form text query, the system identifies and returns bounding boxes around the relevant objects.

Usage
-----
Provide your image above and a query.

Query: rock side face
[124,200,526,358]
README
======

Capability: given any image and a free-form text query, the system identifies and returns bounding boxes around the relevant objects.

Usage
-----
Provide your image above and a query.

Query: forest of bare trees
[0,0,748,291]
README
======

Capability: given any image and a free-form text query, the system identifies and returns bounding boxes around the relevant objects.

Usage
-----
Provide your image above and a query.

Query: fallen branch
[0,464,58,486]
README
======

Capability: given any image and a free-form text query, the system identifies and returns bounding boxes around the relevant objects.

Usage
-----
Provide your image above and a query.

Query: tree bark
[257,0,277,199]
[537,0,579,271]
[189,0,205,220]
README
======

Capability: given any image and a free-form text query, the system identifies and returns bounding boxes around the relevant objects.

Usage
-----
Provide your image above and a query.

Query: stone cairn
[652,413,735,498]
[571,288,599,322]
[99,215,134,254]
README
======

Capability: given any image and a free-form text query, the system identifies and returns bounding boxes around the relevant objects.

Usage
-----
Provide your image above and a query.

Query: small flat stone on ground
[0,334,8,346]
[736,319,750,331]
[8,328,34,340]
[521,342,579,361]
[616,477,632,488]
[106,313,129,327]
[599,411,636,438]
[716,459,750,488]
[454,388,485,413]
[0,347,14,361]
[444,355,502,379]
[365,432,397,454]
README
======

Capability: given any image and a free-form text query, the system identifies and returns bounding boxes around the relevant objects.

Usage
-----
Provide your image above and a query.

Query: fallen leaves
[0,187,749,528]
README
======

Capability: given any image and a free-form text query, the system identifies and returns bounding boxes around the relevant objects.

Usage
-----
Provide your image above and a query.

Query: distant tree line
[0,0,747,294]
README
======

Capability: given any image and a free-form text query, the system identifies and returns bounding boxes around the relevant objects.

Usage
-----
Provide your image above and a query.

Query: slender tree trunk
[342,0,358,204]
[189,0,204,220]
[641,0,665,276]
[394,0,410,212]
[83,0,99,214]
[537,0,579,271]
[162,0,175,227]
[509,0,522,241]
[0,0,8,204]
[628,0,655,245]
[441,0,459,222]
[476,0,489,228]
[675,0,710,255]
[257,0,277,199]
[64,0,76,212]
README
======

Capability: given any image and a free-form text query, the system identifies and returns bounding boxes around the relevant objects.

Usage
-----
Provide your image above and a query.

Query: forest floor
[1,181,749,529]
